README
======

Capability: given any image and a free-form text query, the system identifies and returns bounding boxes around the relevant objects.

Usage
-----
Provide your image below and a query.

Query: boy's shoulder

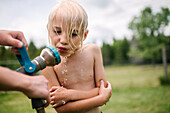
[83,43,100,50]
[82,44,101,53]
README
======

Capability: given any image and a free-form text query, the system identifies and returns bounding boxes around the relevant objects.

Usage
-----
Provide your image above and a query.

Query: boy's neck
[61,46,82,59]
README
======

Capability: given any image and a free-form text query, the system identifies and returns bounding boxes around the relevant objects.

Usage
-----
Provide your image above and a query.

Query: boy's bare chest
[55,52,95,89]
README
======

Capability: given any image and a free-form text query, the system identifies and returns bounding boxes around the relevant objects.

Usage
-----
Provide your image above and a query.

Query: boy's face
[51,17,81,57]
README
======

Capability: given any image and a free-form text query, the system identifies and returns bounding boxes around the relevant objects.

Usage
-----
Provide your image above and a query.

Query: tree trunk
[162,46,168,80]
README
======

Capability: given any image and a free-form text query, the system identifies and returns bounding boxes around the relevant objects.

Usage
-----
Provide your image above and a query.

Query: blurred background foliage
[101,7,170,84]
[0,7,170,83]
[101,7,170,66]
[0,6,170,113]
[0,40,46,70]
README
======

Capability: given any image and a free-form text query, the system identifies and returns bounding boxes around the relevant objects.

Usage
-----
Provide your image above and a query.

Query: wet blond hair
[47,0,88,48]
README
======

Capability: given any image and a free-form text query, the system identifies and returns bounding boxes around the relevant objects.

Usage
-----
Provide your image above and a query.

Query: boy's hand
[99,80,112,104]
[49,86,70,108]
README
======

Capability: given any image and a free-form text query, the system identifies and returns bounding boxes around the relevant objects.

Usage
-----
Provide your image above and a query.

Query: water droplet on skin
[67,54,71,57]
[64,64,67,68]
[61,48,78,76]
[62,57,68,75]
[63,78,68,84]
[61,82,64,86]
[62,70,64,74]
[64,78,67,81]
[80,69,84,76]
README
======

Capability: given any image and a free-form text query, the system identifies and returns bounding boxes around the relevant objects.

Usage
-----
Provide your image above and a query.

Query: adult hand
[0,30,28,54]
[22,75,50,107]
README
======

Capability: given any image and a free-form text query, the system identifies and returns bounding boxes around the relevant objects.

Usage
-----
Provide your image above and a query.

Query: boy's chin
[59,50,76,57]
[60,52,72,57]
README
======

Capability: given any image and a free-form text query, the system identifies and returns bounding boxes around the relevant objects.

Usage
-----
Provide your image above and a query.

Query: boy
[42,0,112,112]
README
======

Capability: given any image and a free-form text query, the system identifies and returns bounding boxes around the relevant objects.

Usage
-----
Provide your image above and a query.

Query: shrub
[159,75,170,85]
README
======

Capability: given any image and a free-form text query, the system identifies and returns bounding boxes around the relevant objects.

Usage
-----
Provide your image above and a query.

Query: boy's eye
[54,29,62,35]
[72,33,78,37]
[72,30,78,37]
[57,30,62,34]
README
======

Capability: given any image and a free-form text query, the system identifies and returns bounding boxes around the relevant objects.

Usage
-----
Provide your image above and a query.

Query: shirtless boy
[42,0,112,113]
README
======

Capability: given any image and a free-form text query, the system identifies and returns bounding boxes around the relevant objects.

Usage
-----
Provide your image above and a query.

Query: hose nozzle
[40,46,61,66]
[16,45,61,113]
[31,46,61,73]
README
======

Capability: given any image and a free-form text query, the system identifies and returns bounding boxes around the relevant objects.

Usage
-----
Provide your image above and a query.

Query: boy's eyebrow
[53,26,61,29]
[53,26,79,32]
[73,29,78,33]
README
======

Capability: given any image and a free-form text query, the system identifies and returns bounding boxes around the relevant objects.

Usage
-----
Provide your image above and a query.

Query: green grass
[105,65,165,89]
[0,92,56,113]
[0,65,170,113]
[101,87,170,113]
[101,64,170,113]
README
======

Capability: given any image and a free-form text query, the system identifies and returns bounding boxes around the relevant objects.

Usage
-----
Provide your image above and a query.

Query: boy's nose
[60,33,68,45]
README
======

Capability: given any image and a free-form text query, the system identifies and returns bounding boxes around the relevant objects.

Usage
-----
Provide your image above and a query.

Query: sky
[0,0,170,47]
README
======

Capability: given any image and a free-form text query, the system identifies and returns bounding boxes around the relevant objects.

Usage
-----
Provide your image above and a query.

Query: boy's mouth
[58,47,68,52]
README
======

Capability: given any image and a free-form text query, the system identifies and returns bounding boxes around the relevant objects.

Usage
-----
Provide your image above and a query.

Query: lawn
[0,65,170,113]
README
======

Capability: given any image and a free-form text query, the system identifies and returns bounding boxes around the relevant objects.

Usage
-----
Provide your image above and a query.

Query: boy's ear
[83,30,89,41]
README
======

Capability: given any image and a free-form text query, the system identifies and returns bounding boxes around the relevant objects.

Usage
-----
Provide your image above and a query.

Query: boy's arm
[54,81,112,113]
[42,67,99,105]
[50,86,99,100]
[93,44,107,87]
[42,66,60,89]
[50,86,99,107]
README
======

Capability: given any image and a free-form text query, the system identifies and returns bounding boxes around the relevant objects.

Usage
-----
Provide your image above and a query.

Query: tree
[101,42,113,66]
[112,38,130,64]
[28,40,38,60]
[129,7,170,80]
[155,8,170,81]
[0,46,6,61]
